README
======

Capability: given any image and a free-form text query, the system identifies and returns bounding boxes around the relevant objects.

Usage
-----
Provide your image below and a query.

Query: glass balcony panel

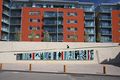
[2,34,8,40]
[85,15,94,20]
[2,26,9,32]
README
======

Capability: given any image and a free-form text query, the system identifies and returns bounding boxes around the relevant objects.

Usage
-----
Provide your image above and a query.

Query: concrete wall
[0,42,120,64]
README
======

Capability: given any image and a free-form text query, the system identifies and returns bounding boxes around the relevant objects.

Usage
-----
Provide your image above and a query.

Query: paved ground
[0,71,120,80]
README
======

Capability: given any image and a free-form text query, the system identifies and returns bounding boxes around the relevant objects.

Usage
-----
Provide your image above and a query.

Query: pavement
[1,63,120,76]
[0,71,120,80]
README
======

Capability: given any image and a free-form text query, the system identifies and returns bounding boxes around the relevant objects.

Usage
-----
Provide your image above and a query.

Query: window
[35,34,40,38]
[67,27,77,31]
[119,29,120,32]
[29,26,33,30]
[67,35,78,40]
[36,27,40,30]
[67,20,77,24]
[29,11,40,15]
[29,18,40,22]
[119,21,120,25]
[29,26,40,30]
[67,12,77,16]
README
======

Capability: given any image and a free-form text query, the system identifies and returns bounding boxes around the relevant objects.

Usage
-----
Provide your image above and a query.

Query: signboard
[16,49,94,61]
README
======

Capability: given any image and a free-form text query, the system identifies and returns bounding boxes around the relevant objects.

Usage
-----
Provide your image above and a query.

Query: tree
[72,32,77,42]
[84,31,89,42]
[15,32,21,41]
[43,31,50,42]
[97,32,101,42]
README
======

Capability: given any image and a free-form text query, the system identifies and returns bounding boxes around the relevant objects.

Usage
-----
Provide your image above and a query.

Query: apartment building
[0,0,95,42]
[22,8,84,42]
[96,2,120,43]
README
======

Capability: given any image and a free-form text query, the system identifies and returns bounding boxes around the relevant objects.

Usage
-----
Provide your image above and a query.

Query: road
[0,71,120,80]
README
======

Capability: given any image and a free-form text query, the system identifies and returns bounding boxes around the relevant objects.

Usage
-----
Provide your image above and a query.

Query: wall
[0,42,120,64]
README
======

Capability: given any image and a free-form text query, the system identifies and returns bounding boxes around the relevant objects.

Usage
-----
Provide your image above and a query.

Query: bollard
[29,64,32,71]
[64,65,66,73]
[103,66,106,74]
[0,64,2,70]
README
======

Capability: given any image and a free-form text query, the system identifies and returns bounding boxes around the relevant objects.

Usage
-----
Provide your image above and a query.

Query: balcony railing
[84,8,94,12]
[100,9,111,13]
[85,16,94,20]
[2,19,10,24]
[44,21,63,25]
[101,37,112,42]
[85,24,94,27]
[100,25,111,28]
[3,10,10,16]
[1,35,8,40]
[44,29,63,33]
[44,14,63,18]
[11,13,21,17]
[99,16,111,20]
[3,3,10,8]
[10,20,21,25]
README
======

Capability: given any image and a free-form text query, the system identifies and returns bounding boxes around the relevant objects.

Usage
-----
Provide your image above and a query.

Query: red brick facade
[112,10,120,43]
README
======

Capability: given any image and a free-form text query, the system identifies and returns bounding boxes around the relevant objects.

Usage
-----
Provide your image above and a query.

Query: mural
[16,49,94,61]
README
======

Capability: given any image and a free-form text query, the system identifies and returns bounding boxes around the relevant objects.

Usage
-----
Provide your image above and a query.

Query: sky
[67,0,120,4]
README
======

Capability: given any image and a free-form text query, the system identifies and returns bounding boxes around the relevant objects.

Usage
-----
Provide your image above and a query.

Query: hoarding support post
[29,64,32,71]
[0,64,2,70]
[103,65,106,74]
[64,65,66,73]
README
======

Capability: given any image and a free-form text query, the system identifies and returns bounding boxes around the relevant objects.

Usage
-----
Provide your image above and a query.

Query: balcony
[44,29,63,33]
[11,3,24,9]
[101,31,112,36]
[88,36,95,42]
[10,28,20,33]
[3,2,10,8]
[85,23,94,27]
[44,21,63,26]
[85,16,94,20]
[44,12,63,18]
[2,19,10,25]
[101,37,112,42]
[3,10,10,16]
[2,27,9,33]
[10,20,21,25]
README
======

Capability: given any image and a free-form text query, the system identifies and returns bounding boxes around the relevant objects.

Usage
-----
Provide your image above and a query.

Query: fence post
[103,65,106,74]
[64,65,66,73]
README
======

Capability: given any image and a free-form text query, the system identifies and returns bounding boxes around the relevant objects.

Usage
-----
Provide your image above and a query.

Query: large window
[67,20,77,24]
[67,12,77,16]
[67,27,77,32]
[29,11,40,15]
[67,35,78,40]
[28,26,40,30]
[29,18,40,22]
